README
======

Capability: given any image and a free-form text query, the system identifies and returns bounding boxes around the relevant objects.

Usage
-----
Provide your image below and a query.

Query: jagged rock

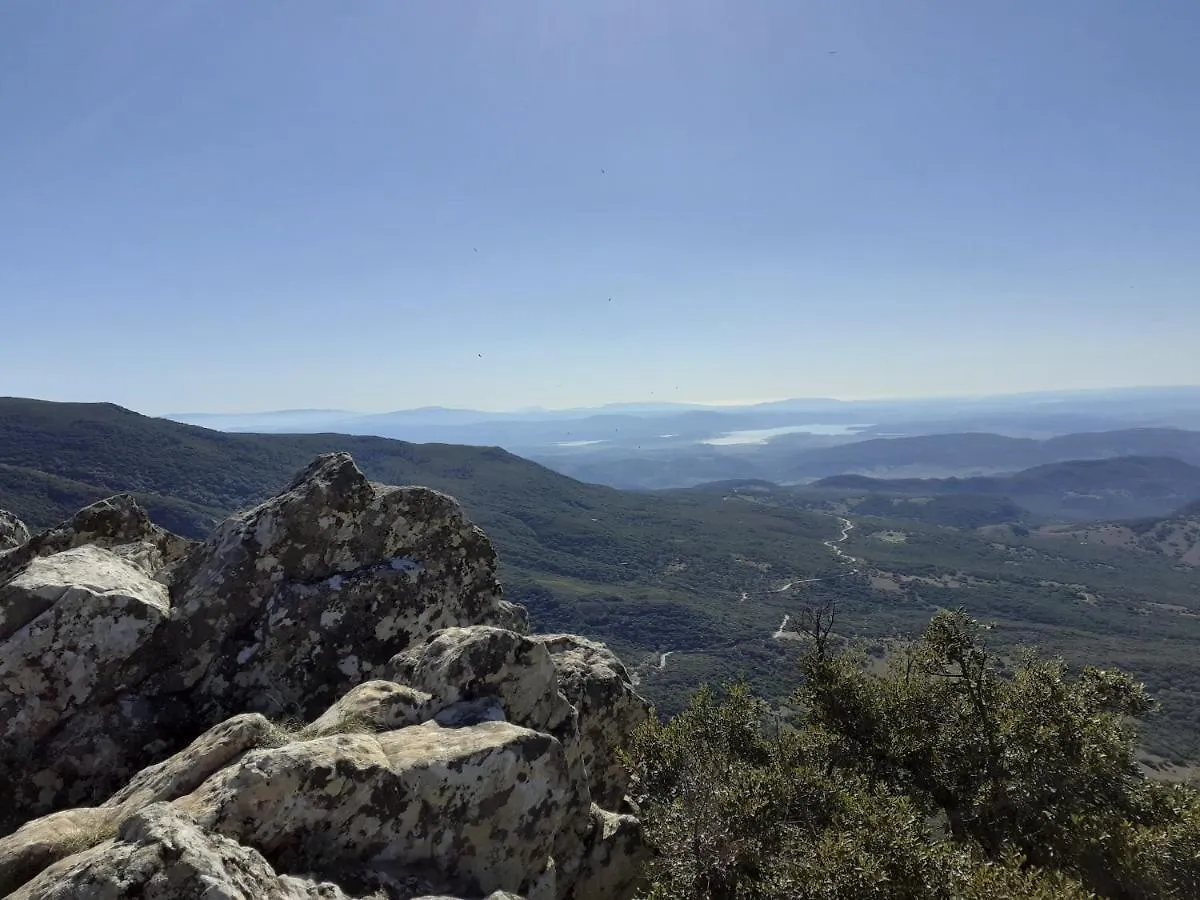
[0,509,30,552]
[170,452,528,721]
[304,681,435,737]
[1,454,524,830]
[386,627,645,900]
[0,714,278,895]
[183,723,568,900]
[1,453,646,899]
[531,635,651,809]
[0,495,192,584]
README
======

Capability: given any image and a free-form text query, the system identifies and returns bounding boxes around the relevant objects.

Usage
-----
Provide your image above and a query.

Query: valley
[3,397,1200,773]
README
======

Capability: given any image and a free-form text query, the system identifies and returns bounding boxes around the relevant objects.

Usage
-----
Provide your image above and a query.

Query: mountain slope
[0,398,842,707]
[812,456,1200,521]
[6,398,1200,765]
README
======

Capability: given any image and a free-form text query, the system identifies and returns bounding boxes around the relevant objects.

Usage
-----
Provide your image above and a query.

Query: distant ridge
[812,455,1200,521]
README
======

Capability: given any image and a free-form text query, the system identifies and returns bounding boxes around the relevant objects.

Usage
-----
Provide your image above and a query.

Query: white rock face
[0,454,528,827]
[0,546,171,794]
[0,509,30,552]
[0,453,649,899]
[186,722,568,899]
[531,634,651,810]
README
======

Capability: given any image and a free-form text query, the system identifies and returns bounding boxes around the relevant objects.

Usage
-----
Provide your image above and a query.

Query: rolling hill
[813,456,1200,521]
[0,397,844,709]
[534,426,1200,490]
[4,398,1200,768]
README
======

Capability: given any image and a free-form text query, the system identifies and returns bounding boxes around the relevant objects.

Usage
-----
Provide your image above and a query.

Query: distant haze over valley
[165,386,1200,491]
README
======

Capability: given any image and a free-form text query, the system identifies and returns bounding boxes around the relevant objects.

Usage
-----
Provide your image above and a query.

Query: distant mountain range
[164,386,1200,448]
[157,388,1200,492]
[542,428,1200,490]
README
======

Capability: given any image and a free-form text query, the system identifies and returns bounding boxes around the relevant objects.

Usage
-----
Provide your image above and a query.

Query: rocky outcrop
[0,509,30,552]
[10,803,523,899]
[0,453,649,899]
[530,635,650,811]
[0,454,528,827]
[0,495,192,585]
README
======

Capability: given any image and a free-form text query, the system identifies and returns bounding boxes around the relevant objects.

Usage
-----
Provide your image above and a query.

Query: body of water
[702,423,872,446]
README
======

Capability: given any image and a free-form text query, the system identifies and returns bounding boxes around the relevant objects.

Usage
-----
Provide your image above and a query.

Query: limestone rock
[387,627,575,735]
[0,495,192,585]
[6,803,487,900]
[0,713,277,894]
[170,452,526,722]
[10,803,315,900]
[531,634,651,809]
[304,680,434,738]
[1,452,646,899]
[0,508,30,552]
[1,454,525,830]
[386,627,616,899]
[184,722,569,900]
[0,546,172,810]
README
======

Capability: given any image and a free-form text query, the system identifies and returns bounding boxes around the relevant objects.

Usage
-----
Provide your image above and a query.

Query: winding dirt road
[648,515,860,674]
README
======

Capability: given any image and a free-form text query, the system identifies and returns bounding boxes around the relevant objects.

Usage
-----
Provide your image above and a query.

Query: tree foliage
[626,609,1200,899]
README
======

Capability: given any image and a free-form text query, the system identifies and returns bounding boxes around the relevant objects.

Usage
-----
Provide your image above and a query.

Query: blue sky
[2,0,1197,413]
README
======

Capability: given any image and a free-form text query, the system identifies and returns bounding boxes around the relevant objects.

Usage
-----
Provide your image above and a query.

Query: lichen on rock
[0,508,31,553]
[0,452,649,899]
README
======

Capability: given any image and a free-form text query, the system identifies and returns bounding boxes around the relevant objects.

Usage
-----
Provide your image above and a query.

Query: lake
[702,423,872,446]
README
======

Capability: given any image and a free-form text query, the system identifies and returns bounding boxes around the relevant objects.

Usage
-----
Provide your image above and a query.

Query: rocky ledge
[0,453,650,899]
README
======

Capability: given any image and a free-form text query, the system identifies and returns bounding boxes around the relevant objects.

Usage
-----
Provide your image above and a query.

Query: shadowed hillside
[813,455,1200,521]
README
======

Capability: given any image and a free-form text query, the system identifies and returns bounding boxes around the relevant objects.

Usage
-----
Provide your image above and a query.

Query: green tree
[625,608,1200,899]
[797,609,1200,897]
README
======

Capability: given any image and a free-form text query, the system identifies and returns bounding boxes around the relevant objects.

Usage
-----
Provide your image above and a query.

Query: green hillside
[0,398,840,709]
[723,481,1200,770]
[813,455,1200,521]
[4,398,1200,767]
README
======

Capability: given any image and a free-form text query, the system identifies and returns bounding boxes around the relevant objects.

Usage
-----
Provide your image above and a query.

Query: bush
[625,610,1200,899]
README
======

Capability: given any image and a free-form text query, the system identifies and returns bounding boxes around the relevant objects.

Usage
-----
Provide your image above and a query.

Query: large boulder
[0,714,278,897]
[0,546,175,819]
[530,635,651,810]
[183,722,568,899]
[0,495,192,585]
[0,453,648,899]
[0,509,30,552]
[0,454,524,831]
[168,452,528,721]
[386,627,648,899]
[11,802,526,899]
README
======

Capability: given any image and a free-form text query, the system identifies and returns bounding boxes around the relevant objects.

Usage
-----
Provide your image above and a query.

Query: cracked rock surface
[0,453,649,899]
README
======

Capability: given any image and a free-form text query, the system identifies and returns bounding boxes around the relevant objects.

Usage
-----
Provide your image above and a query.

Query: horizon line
[147,382,1200,419]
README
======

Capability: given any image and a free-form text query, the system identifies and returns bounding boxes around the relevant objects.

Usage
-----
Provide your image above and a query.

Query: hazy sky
[2,1,1197,413]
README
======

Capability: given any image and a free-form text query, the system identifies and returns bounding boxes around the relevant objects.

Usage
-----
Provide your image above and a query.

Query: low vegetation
[627,608,1200,899]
